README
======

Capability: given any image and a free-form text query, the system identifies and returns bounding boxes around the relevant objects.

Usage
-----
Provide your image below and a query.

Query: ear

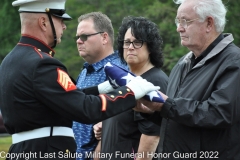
[206,16,214,33]
[38,16,47,31]
[102,32,108,45]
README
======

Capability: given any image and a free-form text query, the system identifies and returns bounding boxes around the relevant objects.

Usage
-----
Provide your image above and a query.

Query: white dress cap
[12,0,71,20]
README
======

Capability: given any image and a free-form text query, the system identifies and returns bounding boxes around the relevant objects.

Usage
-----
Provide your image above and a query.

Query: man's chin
[79,53,87,58]
[57,38,61,44]
[181,41,188,47]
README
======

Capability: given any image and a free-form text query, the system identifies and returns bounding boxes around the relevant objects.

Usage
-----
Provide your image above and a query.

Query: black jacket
[148,34,240,160]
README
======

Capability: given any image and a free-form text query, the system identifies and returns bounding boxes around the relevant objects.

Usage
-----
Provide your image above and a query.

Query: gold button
[127,88,130,92]
[111,95,115,98]
[38,49,41,51]
[119,91,122,94]
[66,149,69,153]
[49,51,52,56]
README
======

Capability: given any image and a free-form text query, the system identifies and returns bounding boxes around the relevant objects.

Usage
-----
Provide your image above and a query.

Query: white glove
[98,81,114,94]
[126,76,160,99]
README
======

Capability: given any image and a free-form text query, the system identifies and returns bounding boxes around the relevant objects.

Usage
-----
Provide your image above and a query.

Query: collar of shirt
[191,33,224,68]
[82,52,120,73]
[76,52,123,88]
[19,35,55,57]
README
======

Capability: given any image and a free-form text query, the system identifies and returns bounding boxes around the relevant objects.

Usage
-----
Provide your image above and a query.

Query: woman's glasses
[123,40,144,49]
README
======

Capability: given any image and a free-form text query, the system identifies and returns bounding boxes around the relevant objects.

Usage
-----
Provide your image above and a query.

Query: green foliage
[0,0,20,61]
[0,0,239,78]
[224,0,240,47]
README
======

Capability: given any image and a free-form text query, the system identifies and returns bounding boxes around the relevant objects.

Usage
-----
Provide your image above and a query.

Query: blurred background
[0,0,239,79]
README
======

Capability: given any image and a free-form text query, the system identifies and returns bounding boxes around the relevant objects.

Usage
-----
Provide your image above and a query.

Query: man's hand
[138,99,163,112]
[93,122,102,140]
[133,101,155,113]
[126,76,160,99]
[137,91,168,112]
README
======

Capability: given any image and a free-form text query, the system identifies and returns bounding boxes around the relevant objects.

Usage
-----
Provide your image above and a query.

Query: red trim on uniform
[57,68,77,92]
[22,34,55,54]
[99,94,107,111]
[18,43,53,58]
[34,48,43,58]
[43,53,52,58]
[104,92,134,102]
[17,43,43,58]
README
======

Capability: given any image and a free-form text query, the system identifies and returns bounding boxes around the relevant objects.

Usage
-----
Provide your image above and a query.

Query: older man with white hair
[0,0,159,159]
[138,0,240,159]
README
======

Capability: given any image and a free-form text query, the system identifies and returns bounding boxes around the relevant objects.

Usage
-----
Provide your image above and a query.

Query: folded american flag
[104,62,164,103]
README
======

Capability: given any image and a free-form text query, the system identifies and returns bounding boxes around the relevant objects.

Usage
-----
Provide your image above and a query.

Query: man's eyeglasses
[75,32,104,41]
[175,18,199,29]
[123,40,144,49]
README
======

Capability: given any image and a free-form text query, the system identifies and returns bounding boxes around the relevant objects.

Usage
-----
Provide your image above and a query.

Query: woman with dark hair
[93,16,168,160]
[117,16,164,69]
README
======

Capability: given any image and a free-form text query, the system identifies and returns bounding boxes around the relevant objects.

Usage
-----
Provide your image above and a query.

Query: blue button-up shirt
[72,52,128,160]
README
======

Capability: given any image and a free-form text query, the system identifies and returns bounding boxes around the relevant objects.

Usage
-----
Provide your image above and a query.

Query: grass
[0,136,11,160]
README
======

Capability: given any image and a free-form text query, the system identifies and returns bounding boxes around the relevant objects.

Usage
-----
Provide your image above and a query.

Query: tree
[0,0,21,62]
[224,0,240,47]
[1,0,239,78]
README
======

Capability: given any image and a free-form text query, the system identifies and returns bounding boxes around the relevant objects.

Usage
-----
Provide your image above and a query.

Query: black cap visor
[47,8,72,20]
[52,13,72,20]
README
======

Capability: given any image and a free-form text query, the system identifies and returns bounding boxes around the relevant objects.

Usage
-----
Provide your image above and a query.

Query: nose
[76,38,84,44]
[63,23,67,30]
[128,42,134,49]
[176,24,184,33]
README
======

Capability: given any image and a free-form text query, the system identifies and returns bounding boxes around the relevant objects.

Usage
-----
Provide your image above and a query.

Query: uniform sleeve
[161,57,240,128]
[33,57,136,124]
[80,86,99,95]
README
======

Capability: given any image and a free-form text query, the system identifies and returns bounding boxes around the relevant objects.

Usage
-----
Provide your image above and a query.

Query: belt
[12,126,74,144]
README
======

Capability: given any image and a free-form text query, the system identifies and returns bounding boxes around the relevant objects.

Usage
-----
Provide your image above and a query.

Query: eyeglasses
[123,40,144,49]
[175,18,199,29]
[75,32,104,41]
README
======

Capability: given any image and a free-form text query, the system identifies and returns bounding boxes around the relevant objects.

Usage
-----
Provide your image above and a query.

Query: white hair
[173,0,227,32]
